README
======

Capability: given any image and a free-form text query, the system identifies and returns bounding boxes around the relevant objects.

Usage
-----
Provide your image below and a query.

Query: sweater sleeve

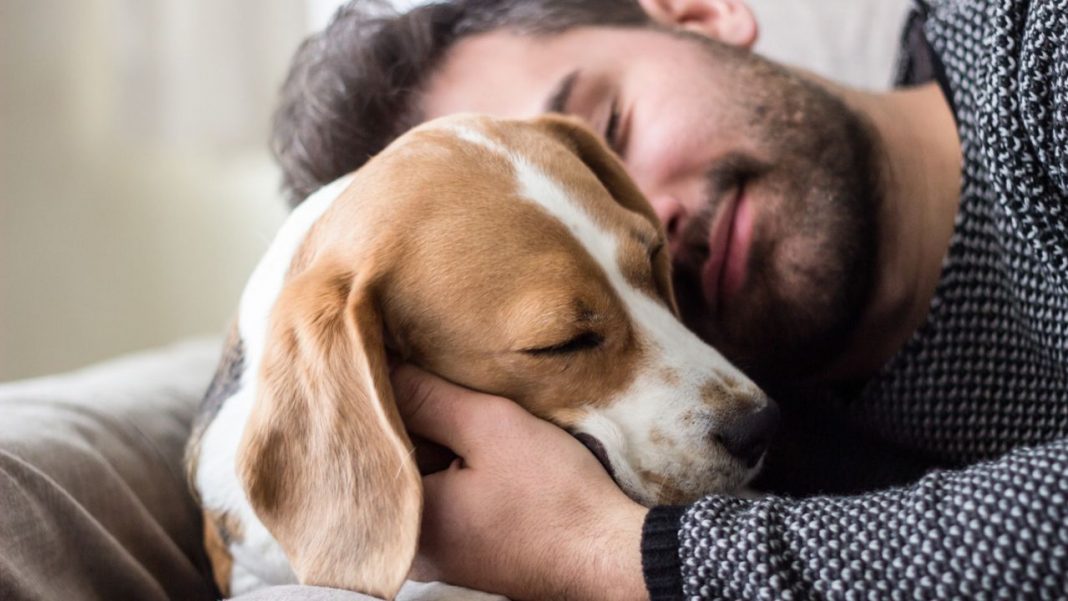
[641,437,1068,600]
[1018,0,1068,199]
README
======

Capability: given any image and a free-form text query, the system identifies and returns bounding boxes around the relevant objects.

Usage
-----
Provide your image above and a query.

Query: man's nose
[713,399,781,468]
[651,194,687,241]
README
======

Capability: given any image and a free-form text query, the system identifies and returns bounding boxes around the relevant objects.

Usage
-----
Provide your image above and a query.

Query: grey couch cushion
[0,340,502,601]
[0,339,221,601]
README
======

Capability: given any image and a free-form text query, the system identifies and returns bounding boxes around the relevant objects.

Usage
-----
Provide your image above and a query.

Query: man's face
[421,26,880,383]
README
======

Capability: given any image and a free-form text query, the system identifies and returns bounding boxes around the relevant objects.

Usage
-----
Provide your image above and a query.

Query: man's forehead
[420,27,648,121]
[421,30,570,120]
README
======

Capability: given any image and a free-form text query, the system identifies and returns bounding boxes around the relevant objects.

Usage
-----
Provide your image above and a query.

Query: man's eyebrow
[544,70,580,114]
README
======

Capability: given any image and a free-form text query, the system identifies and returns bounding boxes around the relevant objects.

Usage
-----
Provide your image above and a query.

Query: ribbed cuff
[641,505,687,601]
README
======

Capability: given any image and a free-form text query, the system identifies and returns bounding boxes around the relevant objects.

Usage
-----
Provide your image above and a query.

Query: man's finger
[391,364,499,457]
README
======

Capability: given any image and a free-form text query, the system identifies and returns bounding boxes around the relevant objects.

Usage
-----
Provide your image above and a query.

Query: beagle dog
[186,114,779,600]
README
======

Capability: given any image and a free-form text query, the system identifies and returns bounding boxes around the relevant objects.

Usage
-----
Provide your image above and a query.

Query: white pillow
[748,0,914,90]
[363,0,915,89]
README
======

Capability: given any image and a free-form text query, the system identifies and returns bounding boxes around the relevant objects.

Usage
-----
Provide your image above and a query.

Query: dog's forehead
[384,120,634,307]
[398,117,656,233]
[298,116,660,284]
[419,116,657,228]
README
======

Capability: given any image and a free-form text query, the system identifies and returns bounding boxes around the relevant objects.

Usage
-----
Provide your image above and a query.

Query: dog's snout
[714,399,781,468]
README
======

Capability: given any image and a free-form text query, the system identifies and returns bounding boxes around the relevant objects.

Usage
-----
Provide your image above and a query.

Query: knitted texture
[853,0,1068,464]
[679,441,1068,600]
[658,1,1068,598]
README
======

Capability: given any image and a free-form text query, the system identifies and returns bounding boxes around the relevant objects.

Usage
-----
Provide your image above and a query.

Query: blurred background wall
[0,0,910,381]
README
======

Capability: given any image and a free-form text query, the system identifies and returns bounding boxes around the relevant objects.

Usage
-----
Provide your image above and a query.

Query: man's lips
[701,183,753,314]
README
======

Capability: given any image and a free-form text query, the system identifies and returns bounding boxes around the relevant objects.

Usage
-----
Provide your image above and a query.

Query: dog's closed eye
[523,331,604,356]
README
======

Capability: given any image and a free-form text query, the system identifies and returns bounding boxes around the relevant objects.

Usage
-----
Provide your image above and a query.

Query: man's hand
[391,365,650,601]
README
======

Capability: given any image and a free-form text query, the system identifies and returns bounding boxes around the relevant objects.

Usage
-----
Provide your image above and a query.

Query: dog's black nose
[714,399,781,468]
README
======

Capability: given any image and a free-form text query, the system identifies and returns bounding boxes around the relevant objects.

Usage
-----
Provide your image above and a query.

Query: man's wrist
[570,499,650,601]
[609,502,651,601]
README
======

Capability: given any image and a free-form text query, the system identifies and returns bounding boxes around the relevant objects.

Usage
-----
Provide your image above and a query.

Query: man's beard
[671,38,882,387]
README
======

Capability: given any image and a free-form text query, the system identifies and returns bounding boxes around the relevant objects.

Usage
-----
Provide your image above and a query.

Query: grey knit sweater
[641,0,1068,599]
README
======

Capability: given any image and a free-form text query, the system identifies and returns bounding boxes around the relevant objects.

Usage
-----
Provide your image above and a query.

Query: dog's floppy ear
[237,259,420,600]
[535,114,678,312]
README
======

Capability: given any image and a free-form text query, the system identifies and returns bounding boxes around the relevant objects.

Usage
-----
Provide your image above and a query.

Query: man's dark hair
[271,0,651,206]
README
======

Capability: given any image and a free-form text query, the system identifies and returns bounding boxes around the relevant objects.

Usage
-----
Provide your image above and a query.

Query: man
[271,0,1068,598]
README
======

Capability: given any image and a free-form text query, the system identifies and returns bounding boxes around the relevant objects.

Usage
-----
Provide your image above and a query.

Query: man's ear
[637,0,758,49]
